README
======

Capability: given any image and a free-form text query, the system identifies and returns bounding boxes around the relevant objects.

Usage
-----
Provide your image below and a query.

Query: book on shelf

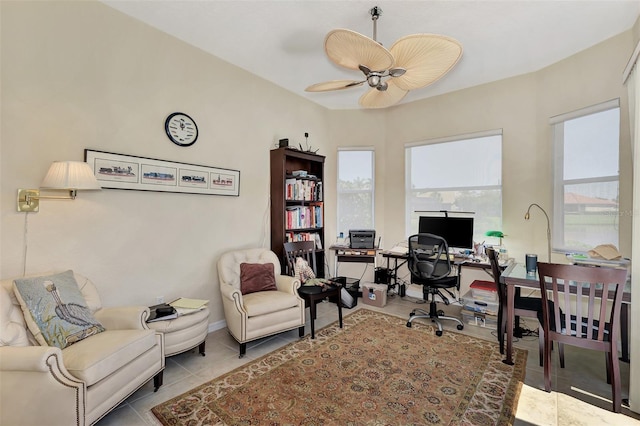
[285,178,322,201]
[285,205,323,229]
[147,303,178,322]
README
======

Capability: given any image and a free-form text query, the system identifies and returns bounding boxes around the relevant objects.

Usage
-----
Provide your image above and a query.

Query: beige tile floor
[97,291,640,425]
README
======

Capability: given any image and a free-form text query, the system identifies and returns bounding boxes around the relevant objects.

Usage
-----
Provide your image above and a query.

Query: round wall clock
[165,112,198,146]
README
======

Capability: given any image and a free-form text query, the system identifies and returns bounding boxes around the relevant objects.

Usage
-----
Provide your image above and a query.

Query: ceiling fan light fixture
[367,74,381,87]
[377,81,388,91]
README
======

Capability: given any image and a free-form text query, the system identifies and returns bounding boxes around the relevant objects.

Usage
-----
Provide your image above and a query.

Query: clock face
[165,112,198,146]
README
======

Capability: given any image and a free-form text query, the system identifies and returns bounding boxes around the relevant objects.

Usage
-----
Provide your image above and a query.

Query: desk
[380,251,499,287]
[329,246,377,277]
[500,262,631,365]
[379,251,409,295]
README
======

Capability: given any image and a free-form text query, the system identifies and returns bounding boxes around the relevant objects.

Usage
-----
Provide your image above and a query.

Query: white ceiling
[102,1,640,110]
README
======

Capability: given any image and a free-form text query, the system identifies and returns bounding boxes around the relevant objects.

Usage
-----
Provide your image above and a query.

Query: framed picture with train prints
[84,149,240,196]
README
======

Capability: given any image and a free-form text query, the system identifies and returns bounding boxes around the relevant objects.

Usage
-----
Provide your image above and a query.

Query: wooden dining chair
[486,247,544,366]
[536,262,627,413]
[283,241,318,279]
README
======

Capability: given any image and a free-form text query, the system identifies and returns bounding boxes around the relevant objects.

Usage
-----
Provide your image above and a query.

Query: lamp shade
[40,161,102,190]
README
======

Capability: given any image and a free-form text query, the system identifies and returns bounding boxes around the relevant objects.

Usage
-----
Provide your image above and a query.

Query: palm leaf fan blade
[359,80,408,109]
[324,29,395,71]
[305,80,364,92]
[390,34,463,91]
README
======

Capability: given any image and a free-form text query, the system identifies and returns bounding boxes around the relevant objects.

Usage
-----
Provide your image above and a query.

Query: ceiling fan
[305,6,463,109]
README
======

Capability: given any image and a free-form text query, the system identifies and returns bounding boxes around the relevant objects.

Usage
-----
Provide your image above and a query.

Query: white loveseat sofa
[218,248,305,357]
[0,271,165,426]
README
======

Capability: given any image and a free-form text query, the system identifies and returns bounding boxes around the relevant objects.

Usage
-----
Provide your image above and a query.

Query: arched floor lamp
[524,203,551,262]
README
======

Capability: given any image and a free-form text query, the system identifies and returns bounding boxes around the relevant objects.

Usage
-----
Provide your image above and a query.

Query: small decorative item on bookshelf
[147,303,178,322]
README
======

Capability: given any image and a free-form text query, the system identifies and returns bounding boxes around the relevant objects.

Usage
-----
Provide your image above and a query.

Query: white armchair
[218,248,305,357]
[0,271,165,426]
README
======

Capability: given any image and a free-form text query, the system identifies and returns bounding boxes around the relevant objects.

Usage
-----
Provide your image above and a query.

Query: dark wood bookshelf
[270,147,325,277]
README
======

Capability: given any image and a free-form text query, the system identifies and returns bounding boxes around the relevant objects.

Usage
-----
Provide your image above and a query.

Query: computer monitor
[418,216,474,250]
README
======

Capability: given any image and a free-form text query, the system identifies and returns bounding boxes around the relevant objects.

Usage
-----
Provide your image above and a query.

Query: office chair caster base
[406,322,412,328]
[436,330,443,337]
[457,324,464,330]
[437,309,445,316]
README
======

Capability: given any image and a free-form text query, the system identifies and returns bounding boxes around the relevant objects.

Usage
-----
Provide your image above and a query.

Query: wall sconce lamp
[17,161,101,212]
[524,203,551,262]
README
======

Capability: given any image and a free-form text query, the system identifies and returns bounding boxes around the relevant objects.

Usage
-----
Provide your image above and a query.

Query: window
[552,100,620,252]
[337,149,374,236]
[405,131,502,244]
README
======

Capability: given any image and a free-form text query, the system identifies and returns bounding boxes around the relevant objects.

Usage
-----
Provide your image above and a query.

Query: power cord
[489,318,538,342]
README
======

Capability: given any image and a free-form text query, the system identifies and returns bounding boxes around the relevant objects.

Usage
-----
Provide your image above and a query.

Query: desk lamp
[484,230,504,246]
[524,203,551,262]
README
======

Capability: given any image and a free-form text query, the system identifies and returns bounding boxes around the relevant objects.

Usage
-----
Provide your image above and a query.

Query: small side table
[298,285,342,339]
[147,307,210,357]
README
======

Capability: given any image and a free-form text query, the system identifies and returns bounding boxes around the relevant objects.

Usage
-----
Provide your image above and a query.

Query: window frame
[551,99,621,252]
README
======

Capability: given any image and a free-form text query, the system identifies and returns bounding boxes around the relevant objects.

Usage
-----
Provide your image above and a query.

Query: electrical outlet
[157,296,164,304]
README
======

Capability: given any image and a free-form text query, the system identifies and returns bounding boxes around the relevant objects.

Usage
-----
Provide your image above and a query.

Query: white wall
[0,1,331,326]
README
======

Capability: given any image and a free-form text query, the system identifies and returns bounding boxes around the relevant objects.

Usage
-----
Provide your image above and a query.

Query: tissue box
[361,283,387,308]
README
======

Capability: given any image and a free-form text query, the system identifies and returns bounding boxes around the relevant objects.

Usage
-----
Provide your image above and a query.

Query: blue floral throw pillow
[13,270,105,349]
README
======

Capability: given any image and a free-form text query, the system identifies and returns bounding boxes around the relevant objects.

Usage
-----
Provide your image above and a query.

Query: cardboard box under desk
[361,283,387,308]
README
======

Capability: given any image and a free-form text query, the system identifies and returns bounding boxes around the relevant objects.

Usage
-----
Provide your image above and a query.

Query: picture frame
[85,149,240,196]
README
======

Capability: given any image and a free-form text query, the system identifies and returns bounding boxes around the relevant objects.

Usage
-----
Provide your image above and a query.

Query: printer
[349,229,376,249]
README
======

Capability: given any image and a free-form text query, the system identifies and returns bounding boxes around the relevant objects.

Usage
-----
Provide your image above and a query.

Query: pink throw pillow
[240,263,277,295]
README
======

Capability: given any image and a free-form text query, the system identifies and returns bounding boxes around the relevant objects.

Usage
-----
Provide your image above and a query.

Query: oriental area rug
[152,309,527,425]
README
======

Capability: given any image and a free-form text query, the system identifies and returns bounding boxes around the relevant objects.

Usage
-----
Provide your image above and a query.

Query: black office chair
[406,233,464,336]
